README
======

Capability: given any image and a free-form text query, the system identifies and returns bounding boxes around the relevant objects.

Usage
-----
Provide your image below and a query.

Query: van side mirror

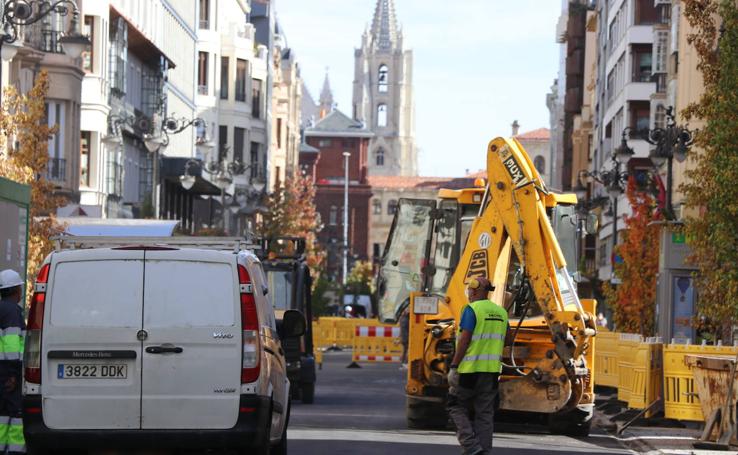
[281,309,306,338]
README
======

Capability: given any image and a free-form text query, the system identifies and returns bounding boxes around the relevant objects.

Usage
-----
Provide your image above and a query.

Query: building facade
[304,109,373,281]
[352,0,416,177]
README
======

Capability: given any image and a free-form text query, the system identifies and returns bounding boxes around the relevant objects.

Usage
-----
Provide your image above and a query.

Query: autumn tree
[0,71,62,305]
[259,173,325,275]
[680,0,738,339]
[602,178,661,336]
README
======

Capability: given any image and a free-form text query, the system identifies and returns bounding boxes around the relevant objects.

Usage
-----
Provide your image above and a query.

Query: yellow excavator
[375,137,597,435]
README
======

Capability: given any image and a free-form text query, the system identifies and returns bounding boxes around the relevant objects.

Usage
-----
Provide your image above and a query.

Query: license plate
[57,364,127,379]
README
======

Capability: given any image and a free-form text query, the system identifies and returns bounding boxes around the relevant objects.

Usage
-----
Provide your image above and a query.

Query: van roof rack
[51,236,258,253]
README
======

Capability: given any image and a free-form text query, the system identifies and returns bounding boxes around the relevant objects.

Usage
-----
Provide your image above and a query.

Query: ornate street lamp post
[643,106,694,219]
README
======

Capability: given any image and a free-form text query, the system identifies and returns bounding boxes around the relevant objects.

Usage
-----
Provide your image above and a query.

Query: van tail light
[238,265,260,383]
[25,263,50,385]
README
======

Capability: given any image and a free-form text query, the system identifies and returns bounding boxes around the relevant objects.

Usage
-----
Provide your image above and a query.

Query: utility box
[0,176,30,300]
[655,222,697,343]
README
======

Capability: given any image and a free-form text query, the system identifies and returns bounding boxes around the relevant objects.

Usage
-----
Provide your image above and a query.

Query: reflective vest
[458,299,508,374]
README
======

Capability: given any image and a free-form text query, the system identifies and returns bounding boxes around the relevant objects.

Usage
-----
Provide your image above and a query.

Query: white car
[22,237,304,454]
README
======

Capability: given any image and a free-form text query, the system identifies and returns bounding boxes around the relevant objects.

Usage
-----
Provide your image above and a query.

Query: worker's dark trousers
[447,373,499,455]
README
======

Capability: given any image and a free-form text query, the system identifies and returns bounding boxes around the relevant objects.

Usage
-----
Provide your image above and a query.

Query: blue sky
[276,0,562,177]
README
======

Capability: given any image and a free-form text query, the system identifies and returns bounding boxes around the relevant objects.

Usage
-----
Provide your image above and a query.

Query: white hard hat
[0,269,23,290]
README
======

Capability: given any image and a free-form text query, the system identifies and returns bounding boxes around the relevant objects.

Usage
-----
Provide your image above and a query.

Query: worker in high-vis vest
[0,269,25,455]
[447,276,509,455]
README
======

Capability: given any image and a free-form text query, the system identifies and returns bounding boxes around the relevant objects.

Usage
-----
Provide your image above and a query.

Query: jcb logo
[464,250,488,284]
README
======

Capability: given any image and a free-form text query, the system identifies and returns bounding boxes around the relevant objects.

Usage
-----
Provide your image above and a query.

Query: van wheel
[26,447,50,455]
[270,401,290,455]
[301,382,315,404]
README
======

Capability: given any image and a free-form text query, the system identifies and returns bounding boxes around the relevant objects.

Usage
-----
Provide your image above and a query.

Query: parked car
[23,237,305,454]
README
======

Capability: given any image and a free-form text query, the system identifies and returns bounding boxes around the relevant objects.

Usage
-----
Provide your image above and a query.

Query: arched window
[376,148,385,166]
[378,65,389,92]
[329,206,337,226]
[373,199,382,214]
[377,104,387,127]
[388,199,398,215]
[533,155,546,174]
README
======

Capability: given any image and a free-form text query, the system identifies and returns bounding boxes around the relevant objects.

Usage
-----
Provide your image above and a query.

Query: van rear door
[140,250,241,429]
[42,250,144,430]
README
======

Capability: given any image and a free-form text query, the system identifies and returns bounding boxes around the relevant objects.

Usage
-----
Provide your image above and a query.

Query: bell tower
[352,0,417,176]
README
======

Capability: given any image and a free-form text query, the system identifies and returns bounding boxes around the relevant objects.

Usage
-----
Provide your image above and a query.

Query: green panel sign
[672,232,686,245]
[0,176,31,302]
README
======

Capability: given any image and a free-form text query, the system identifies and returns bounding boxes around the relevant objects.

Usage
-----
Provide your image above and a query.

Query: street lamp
[0,1,91,93]
[342,151,350,286]
[577,128,633,277]
[643,106,694,219]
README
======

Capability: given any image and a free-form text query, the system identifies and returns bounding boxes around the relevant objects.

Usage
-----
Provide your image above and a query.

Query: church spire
[370,0,399,50]
[318,70,334,119]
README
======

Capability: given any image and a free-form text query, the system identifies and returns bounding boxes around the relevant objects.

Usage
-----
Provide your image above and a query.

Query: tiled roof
[306,109,373,137]
[515,127,550,141]
[368,175,476,190]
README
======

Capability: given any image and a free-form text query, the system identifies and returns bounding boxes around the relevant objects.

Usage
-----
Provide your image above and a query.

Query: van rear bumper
[23,394,271,449]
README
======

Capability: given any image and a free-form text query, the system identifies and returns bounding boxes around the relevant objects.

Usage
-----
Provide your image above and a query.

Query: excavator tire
[547,406,593,437]
[406,396,449,430]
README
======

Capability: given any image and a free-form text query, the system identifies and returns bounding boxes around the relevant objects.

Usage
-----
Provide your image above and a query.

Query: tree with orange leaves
[602,178,662,336]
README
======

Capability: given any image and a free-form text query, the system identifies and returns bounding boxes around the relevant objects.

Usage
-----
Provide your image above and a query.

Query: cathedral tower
[353,0,417,176]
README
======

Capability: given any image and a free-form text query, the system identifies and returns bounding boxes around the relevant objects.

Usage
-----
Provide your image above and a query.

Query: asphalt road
[288,351,634,455]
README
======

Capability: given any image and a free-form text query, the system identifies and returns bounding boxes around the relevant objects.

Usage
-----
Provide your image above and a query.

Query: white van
[22,237,304,454]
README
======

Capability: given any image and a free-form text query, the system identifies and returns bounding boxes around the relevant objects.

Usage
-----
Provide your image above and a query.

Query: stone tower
[353,0,417,176]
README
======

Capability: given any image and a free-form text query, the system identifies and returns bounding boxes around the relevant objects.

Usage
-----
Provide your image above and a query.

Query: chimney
[511,120,520,136]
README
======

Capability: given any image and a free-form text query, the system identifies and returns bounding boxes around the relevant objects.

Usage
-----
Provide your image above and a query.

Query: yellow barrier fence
[594,331,621,388]
[663,343,738,422]
[617,333,644,403]
[628,339,663,416]
[351,325,403,363]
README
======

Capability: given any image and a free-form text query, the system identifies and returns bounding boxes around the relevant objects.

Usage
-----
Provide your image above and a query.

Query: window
[199,0,210,29]
[80,130,91,186]
[373,199,382,215]
[376,148,385,166]
[218,125,228,160]
[198,51,208,95]
[387,199,398,215]
[654,104,666,130]
[329,206,337,226]
[318,139,331,147]
[252,78,262,117]
[109,17,127,96]
[653,30,668,74]
[629,101,650,137]
[534,156,546,174]
[82,16,94,73]
[632,45,652,82]
[377,104,387,127]
[220,56,229,99]
[373,243,381,258]
[250,142,261,179]
[277,119,282,148]
[635,0,658,25]
[234,127,245,163]
[378,65,388,92]
[236,59,247,102]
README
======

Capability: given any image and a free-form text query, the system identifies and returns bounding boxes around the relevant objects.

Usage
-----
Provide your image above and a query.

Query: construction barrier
[594,331,621,388]
[628,339,663,416]
[663,343,738,422]
[351,325,403,363]
[616,333,644,403]
[313,317,386,351]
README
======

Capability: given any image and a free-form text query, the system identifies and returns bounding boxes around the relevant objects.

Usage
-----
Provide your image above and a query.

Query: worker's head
[0,269,23,304]
[467,277,494,302]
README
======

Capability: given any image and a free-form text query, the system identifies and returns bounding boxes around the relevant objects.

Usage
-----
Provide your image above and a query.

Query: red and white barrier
[355,326,401,338]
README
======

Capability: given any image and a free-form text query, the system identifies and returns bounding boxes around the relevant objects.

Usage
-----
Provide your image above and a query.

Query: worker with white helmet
[0,269,26,454]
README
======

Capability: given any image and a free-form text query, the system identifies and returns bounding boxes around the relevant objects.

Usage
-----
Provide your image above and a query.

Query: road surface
[289,351,633,455]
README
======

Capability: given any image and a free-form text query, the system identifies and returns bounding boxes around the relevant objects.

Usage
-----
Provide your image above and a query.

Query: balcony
[47,157,66,182]
[198,85,208,95]
[199,19,209,29]
[23,25,64,54]
[654,73,667,93]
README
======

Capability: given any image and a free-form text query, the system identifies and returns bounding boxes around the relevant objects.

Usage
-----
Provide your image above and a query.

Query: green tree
[681,0,738,340]
[0,71,62,305]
